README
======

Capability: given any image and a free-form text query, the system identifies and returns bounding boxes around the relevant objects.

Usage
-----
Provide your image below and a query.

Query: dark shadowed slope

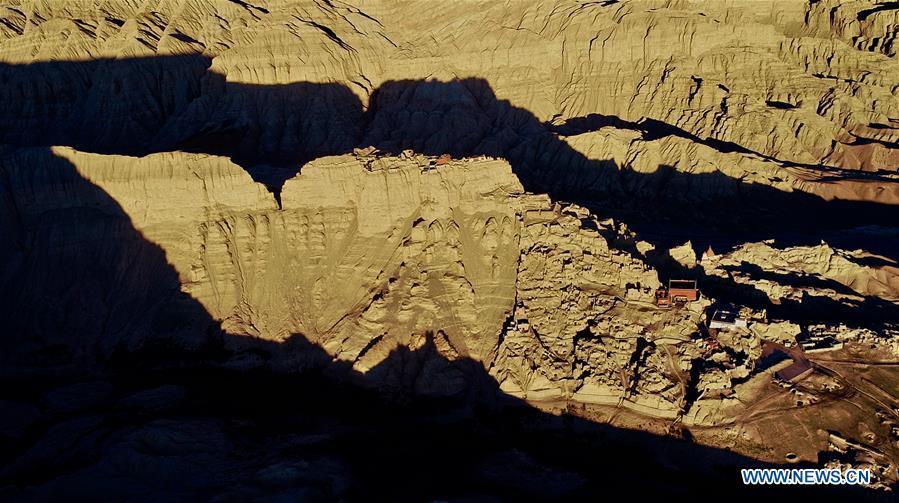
[1,55,897,499]
[0,149,889,500]
[2,57,898,257]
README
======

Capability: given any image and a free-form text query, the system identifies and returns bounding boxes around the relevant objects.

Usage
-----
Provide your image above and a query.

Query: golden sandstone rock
[1,0,899,496]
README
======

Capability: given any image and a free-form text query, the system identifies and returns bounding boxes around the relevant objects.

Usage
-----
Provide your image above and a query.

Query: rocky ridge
[1,0,899,495]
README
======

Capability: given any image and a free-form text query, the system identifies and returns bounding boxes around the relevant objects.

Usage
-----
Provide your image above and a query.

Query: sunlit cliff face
[1,1,899,498]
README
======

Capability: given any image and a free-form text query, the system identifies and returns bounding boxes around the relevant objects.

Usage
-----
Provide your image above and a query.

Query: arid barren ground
[1,0,899,499]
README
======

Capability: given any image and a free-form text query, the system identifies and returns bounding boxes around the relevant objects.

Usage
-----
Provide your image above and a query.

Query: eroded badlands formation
[2,0,899,498]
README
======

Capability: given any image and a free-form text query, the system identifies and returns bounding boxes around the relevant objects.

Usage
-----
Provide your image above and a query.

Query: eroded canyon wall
[0,0,898,413]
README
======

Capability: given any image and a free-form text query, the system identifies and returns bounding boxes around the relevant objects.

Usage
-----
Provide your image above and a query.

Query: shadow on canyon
[0,151,890,500]
[647,249,899,328]
[2,54,899,259]
[1,56,898,498]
